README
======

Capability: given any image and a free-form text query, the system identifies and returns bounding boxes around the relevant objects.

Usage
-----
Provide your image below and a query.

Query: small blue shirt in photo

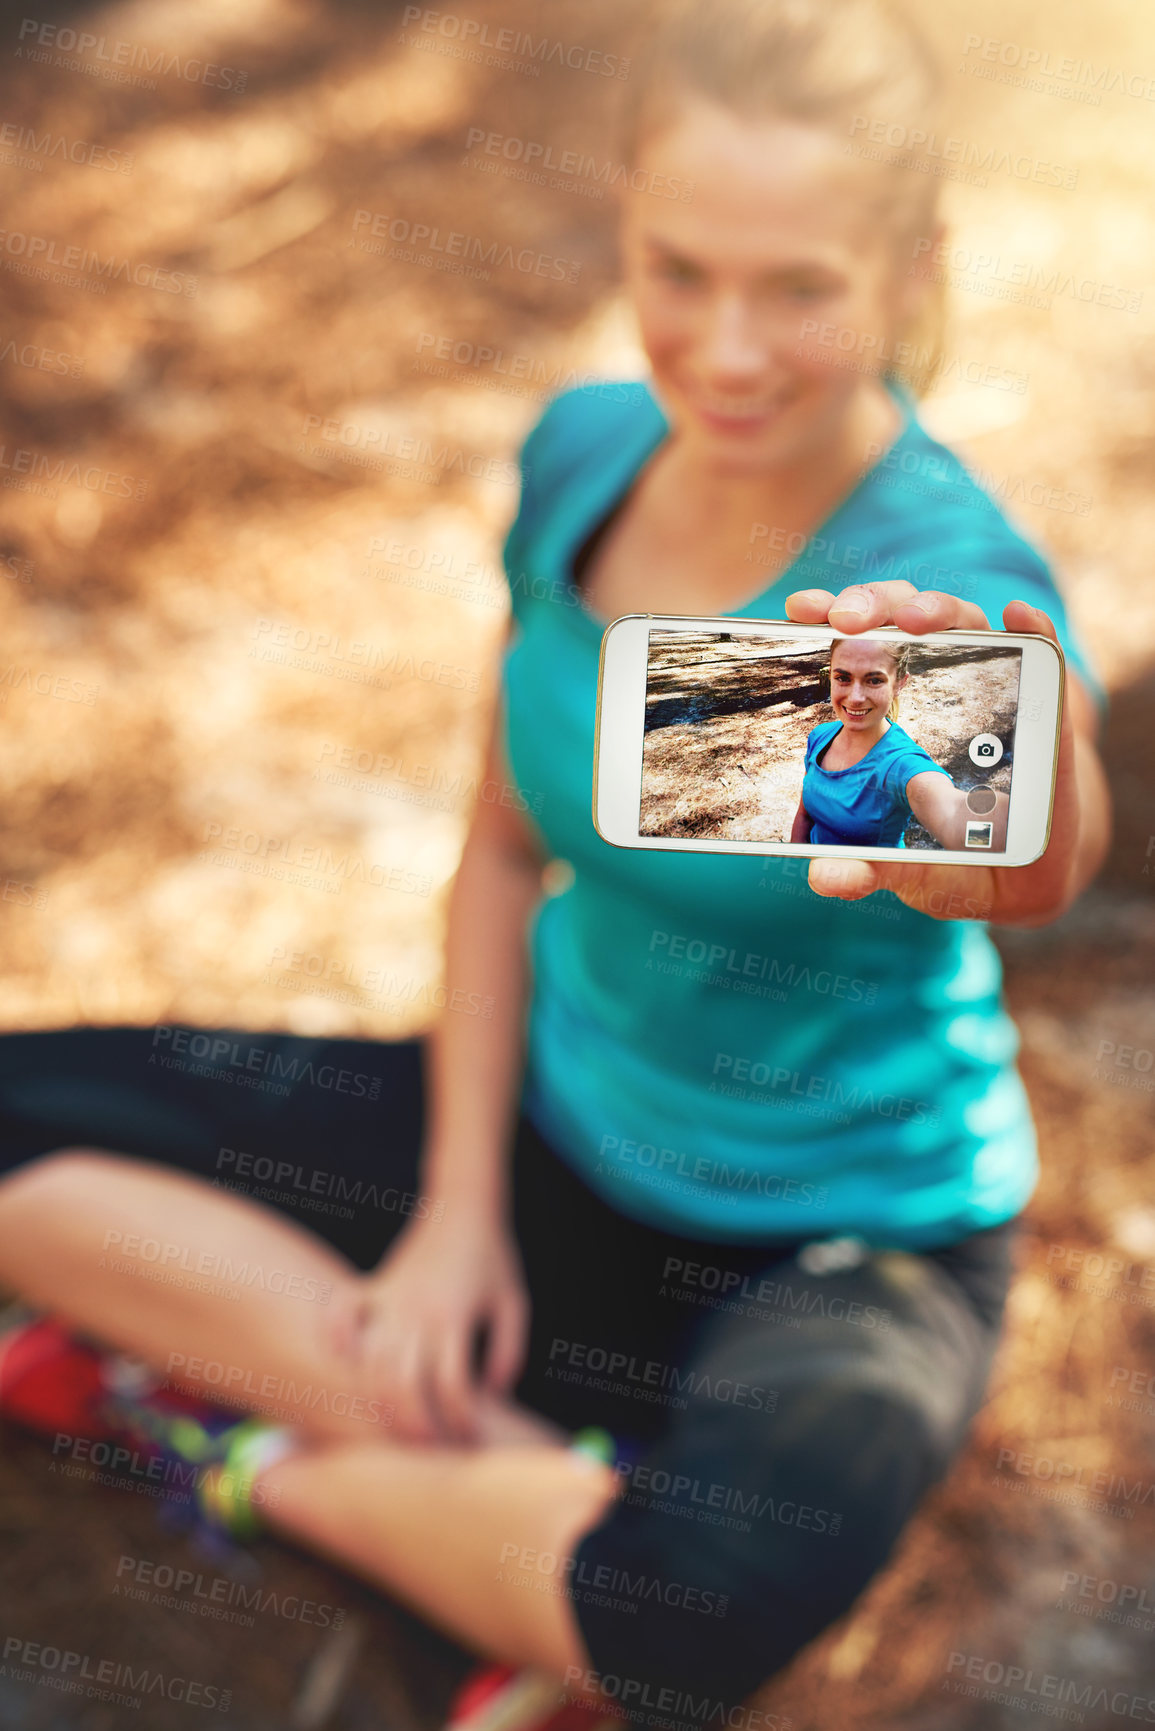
[802,720,953,848]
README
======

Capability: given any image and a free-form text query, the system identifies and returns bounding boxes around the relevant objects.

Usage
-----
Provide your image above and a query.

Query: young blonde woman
[0,1,1110,1724]
[792,637,1009,850]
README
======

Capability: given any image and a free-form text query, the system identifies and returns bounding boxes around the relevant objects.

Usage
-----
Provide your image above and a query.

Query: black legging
[0,1027,1019,1720]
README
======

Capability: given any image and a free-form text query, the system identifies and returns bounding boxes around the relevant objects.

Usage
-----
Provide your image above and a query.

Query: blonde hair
[829,636,912,722]
[620,0,946,395]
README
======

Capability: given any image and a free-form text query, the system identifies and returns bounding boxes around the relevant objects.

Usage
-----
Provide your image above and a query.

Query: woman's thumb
[808,857,879,900]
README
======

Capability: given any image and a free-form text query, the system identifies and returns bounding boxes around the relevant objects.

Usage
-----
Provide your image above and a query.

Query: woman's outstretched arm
[906,772,1009,852]
[785,583,1110,924]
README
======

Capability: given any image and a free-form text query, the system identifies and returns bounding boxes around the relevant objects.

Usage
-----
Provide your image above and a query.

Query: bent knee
[574,1390,939,1701]
[0,1146,135,1211]
[0,1150,142,1290]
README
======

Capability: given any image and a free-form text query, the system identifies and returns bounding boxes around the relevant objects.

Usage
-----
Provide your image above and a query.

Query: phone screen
[640,627,1022,854]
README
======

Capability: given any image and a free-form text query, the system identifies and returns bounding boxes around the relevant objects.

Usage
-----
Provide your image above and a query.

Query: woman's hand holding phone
[783,579,1108,925]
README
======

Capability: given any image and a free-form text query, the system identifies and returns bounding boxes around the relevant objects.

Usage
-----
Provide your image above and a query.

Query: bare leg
[0,1149,616,1675]
[0,1150,560,1447]
[259,1441,616,1676]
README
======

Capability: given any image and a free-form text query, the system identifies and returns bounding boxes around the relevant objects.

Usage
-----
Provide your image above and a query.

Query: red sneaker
[0,1309,110,1437]
[444,1665,617,1731]
[0,1307,222,1443]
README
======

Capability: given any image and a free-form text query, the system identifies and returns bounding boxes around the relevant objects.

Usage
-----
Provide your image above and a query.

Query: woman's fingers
[371,1321,439,1442]
[432,1321,479,1442]
[826,580,921,628]
[324,1284,369,1365]
[784,588,837,622]
[786,581,992,634]
[890,591,992,634]
[785,579,920,627]
[1003,599,1055,639]
[395,1336,443,1442]
[366,1307,498,1443]
[485,1282,529,1395]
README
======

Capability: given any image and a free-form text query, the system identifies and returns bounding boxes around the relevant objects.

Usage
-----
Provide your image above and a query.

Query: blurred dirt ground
[0,0,1153,1724]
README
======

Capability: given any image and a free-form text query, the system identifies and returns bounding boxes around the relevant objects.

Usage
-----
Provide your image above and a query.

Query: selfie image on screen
[640,629,1022,852]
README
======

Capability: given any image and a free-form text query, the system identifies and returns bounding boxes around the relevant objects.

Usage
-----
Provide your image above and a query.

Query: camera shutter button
[968,733,1004,767]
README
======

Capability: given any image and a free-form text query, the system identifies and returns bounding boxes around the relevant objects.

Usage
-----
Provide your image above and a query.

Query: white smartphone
[593,615,1065,868]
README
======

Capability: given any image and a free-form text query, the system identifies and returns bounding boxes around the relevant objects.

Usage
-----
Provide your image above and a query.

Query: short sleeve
[501,411,550,632]
[501,393,582,632]
[884,417,1107,722]
[885,741,951,802]
[962,544,1106,720]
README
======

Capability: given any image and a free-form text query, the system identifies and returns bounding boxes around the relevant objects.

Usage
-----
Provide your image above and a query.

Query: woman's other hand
[784,580,1110,925]
[331,1204,529,1445]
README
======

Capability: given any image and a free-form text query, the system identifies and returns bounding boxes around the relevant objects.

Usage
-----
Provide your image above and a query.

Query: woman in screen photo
[791,637,1009,850]
[0,0,1110,1727]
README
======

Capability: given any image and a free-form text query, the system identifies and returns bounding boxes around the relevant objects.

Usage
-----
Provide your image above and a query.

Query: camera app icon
[968,733,1004,767]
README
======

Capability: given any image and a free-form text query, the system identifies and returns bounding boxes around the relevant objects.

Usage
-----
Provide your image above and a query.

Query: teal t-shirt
[501,378,1102,1251]
[802,719,951,848]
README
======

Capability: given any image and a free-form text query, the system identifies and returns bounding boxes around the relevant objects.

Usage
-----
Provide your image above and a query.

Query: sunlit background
[0,0,1153,1724]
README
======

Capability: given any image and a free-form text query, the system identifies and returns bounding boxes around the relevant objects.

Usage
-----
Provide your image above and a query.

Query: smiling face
[620,98,924,477]
[829,639,904,735]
